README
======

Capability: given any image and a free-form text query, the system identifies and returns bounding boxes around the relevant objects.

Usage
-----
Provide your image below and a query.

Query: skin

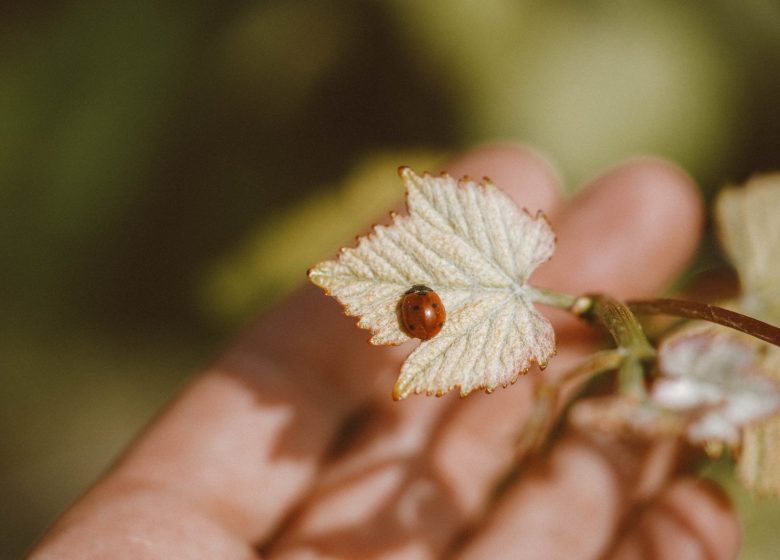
[29,145,740,559]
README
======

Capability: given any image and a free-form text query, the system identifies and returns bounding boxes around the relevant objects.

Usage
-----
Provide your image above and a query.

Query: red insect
[400,285,446,340]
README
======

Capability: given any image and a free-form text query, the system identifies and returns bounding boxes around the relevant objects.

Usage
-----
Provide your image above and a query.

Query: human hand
[30,146,739,559]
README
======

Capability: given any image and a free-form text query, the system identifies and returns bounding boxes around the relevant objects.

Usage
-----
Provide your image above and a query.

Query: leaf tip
[392,383,407,401]
[307,263,326,287]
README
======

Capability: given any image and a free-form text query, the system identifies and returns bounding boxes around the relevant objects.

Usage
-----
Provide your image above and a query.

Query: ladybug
[400,285,446,340]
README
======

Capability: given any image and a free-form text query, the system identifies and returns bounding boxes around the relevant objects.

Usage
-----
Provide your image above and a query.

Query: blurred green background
[2,1,780,557]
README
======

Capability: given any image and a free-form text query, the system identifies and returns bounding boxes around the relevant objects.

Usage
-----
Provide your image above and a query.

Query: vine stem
[531,287,780,348]
[577,294,655,359]
[573,294,655,400]
[517,349,624,457]
[529,286,578,308]
[627,298,780,348]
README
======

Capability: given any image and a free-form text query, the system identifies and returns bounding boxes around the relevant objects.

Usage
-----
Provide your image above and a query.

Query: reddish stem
[627,298,780,347]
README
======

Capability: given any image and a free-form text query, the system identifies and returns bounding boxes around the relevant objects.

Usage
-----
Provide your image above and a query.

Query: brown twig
[627,298,780,347]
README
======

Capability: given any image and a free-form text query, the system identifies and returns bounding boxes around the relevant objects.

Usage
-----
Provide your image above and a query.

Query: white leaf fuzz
[653,331,780,445]
[309,167,556,399]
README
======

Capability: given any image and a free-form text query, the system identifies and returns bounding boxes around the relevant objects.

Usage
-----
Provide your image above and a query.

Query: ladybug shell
[400,285,446,340]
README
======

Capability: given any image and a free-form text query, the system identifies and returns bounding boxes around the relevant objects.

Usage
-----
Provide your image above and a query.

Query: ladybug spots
[399,285,446,340]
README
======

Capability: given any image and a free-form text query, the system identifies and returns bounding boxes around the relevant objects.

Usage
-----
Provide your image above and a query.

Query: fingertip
[611,477,739,560]
[594,157,704,247]
[664,478,740,559]
[541,157,704,299]
[456,432,630,560]
[445,143,564,217]
[597,158,704,291]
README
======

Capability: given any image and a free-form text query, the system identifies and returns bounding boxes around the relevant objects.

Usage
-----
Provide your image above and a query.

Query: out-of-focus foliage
[704,456,780,560]
[700,175,780,560]
[390,0,741,187]
[0,0,193,324]
[715,176,780,502]
[3,0,780,557]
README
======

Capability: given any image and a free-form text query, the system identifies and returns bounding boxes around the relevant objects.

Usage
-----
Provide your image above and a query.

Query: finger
[454,433,677,560]
[266,158,703,558]
[31,479,261,560]
[452,436,733,560]
[29,145,563,558]
[536,157,703,299]
[608,477,739,560]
